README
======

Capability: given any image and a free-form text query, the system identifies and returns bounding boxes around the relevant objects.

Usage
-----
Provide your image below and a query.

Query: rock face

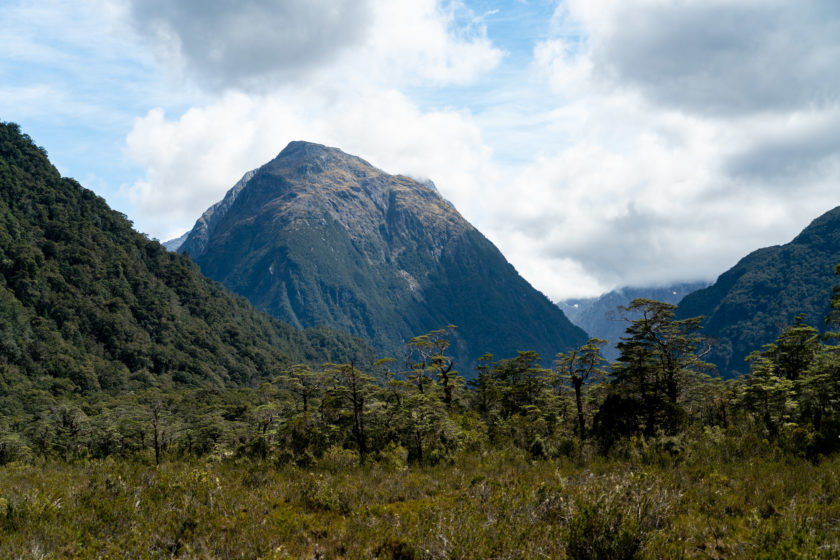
[179,141,587,366]
[558,281,710,362]
[677,206,840,376]
[162,231,189,252]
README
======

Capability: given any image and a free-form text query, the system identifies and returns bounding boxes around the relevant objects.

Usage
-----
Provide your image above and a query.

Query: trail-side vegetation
[4,284,840,557]
[1,434,839,558]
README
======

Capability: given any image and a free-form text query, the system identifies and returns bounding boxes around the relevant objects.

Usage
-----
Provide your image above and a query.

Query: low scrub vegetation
[1,440,839,558]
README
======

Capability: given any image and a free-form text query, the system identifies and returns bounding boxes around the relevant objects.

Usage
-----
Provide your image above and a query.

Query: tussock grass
[2,444,839,559]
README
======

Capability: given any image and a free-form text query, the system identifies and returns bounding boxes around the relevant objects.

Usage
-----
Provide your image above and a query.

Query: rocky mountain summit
[179,141,587,366]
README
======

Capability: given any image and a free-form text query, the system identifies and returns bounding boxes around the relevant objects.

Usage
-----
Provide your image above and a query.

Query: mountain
[558,281,710,361]
[677,207,840,376]
[178,141,587,367]
[0,122,373,397]
[162,231,189,252]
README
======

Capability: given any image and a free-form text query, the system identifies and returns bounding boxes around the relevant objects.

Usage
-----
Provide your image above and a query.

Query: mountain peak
[276,140,340,160]
[178,142,587,366]
[269,140,374,175]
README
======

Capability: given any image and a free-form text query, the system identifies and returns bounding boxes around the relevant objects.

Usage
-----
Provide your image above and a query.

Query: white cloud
[492,0,840,299]
[364,0,504,85]
[123,86,499,241]
[562,0,840,116]
[120,0,840,302]
[124,0,503,91]
[126,0,373,91]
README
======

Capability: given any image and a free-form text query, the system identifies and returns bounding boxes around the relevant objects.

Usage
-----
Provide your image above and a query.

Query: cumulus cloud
[724,109,840,182]
[119,0,840,300]
[491,0,840,298]
[564,0,840,116]
[126,0,373,90]
[124,0,503,91]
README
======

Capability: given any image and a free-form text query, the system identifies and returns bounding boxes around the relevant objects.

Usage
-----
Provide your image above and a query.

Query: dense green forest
[677,206,840,376]
[0,121,373,399]
[3,290,840,557]
[3,121,840,557]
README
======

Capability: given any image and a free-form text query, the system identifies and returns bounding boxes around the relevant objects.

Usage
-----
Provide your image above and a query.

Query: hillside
[677,207,840,375]
[178,141,587,367]
[0,122,372,398]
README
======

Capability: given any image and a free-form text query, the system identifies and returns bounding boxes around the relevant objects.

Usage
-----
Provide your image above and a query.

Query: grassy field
[2,437,839,559]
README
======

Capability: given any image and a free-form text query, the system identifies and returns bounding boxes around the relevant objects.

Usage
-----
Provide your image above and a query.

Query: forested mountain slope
[0,122,372,397]
[677,206,840,375]
[179,141,587,366]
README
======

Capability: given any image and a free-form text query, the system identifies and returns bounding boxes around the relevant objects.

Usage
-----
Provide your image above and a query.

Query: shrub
[319,445,360,473]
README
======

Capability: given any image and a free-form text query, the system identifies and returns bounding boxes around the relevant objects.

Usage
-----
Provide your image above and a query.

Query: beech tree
[596,299,709,443]
[324,361,375,460]
[404,326,463,407]
[555,338,608,439]
[275,363,324,416]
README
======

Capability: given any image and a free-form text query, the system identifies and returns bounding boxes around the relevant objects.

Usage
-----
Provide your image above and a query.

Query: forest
[2,294,840,558]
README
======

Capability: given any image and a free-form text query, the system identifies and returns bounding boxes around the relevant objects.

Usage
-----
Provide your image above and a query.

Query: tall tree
[404,326,462,408]
[599,299,709,440]
[275,363,324,416]
[324,362,375,460]
[555,338,608,439]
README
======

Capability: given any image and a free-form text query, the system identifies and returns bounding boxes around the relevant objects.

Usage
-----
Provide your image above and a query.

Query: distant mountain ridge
[179,141,587,366]
[677,206,840,376]
[558,281,710,361]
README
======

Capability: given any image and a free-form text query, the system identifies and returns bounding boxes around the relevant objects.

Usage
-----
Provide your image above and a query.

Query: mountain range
[557,281,711,362]
[7,116,840,387]
[176,141,588,367]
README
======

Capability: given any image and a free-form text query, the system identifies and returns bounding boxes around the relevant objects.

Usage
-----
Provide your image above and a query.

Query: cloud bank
[118,0,840,300]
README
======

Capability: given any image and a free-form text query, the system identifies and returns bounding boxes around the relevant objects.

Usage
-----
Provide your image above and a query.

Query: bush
[566,501,642,560]
[376,442,408,472]
[319,445,360,472]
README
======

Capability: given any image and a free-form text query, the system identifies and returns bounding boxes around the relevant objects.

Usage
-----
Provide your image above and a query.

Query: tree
[555,338,608,439]
[486,351,551,418]
[275,363,324,416]
[599,299,709,440]
[140,389,178,465]
[404,326,463,407]
[324,361,375,460]
[763,314,820,381]
[741,314,834,445]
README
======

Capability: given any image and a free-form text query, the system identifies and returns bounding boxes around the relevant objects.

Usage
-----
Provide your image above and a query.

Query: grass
[2,441,840,559]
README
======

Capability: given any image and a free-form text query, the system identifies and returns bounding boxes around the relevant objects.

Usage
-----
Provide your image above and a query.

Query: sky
[3,0,840,300]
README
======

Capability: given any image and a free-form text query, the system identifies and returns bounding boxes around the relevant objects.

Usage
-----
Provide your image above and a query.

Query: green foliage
[0,121,373,398]
[556,338,609,439]
[2,445,839,558]
[595,299,710,449]
[678,208,840,376]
